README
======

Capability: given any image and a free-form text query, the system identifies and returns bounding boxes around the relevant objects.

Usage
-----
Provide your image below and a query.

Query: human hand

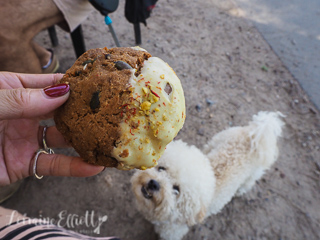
[0,72,104,186]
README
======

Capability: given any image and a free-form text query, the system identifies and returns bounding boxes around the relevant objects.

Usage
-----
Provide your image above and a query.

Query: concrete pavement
[232,0,320,110]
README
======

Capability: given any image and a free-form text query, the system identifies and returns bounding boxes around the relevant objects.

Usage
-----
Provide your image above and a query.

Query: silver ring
[42,126,54,154]
[33,127,55,179]
[33,149,48,179]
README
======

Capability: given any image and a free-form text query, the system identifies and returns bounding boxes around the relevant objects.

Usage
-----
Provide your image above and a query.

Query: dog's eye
[173,185,180,195]
[158,166,166,172]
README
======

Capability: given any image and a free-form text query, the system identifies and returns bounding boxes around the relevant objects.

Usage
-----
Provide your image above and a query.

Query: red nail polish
[44,83,70,97]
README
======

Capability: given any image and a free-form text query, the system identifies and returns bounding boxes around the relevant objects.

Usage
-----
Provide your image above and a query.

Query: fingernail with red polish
[44,83,70,97]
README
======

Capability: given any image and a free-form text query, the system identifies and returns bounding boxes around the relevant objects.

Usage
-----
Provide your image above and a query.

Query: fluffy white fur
[131,111,284,240]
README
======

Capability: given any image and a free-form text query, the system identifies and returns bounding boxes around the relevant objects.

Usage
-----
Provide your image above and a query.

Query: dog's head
[131,140,216,226]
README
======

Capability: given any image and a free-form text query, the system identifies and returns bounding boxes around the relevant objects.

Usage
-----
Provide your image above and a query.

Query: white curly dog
[131,111,284,240]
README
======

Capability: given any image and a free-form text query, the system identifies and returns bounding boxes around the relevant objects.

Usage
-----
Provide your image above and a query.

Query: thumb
[0,83,70,120]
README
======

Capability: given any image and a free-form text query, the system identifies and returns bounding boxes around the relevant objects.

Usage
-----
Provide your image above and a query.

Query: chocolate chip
[115,61,132,70]
[164,83,172,95]
[90,91,100,112]
[75,70,82,76]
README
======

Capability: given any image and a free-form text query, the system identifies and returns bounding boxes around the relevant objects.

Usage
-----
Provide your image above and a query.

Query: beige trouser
[0,0,93,73]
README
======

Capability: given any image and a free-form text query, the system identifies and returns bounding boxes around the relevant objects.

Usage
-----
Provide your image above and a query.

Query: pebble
[104,175,113,187]
[197,128,205,136]
[206,99,215,106]
[195,104,202,112]
[169,52,176,58]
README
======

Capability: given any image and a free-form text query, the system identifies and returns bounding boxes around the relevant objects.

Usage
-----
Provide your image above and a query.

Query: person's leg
[31,42,52,68]
[0,0,64,73]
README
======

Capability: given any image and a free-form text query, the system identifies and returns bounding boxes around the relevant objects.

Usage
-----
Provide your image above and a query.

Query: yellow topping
[163,114,168,121]
[142,87,148,94]
[141,101,151,110]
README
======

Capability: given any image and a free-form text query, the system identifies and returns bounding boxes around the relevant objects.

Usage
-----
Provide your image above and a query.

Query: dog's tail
[248,111,285,167]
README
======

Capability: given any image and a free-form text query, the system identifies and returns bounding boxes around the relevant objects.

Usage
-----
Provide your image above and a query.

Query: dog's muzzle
[141,179,160,199]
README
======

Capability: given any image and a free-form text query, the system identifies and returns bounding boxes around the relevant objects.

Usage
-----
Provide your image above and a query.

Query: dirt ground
[2,0,320,239]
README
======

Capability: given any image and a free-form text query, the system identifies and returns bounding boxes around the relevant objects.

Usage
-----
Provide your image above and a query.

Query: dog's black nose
[147,179,160,191]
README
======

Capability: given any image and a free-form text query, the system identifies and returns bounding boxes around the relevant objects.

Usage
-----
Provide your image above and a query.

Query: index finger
[17,73,64,88]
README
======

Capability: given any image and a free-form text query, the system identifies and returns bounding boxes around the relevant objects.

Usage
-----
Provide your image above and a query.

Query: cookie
[54,47,185,170]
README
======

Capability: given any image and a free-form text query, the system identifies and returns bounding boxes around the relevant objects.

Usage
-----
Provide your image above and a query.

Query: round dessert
[54,47,185,170]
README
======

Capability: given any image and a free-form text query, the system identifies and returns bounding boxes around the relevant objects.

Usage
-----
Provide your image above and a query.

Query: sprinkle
[141,101,151,110]
[153,129,159,137]
[138,78,145,82]
[150,89,160,98]
[163,102,166,106]
[145,81,151,86]
[155,108,160,112]
[160,74,165,79]
[156,87,162,90]
[141,166,147,170]
[142,87,148,94]
[152,95,159,103]
[120,104,129,108]
[163,114,168,121]
[152,151,156,156]
[130,129,134,135]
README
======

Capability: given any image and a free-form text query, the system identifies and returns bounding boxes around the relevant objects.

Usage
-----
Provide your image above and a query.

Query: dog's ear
[196,205,206,223]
